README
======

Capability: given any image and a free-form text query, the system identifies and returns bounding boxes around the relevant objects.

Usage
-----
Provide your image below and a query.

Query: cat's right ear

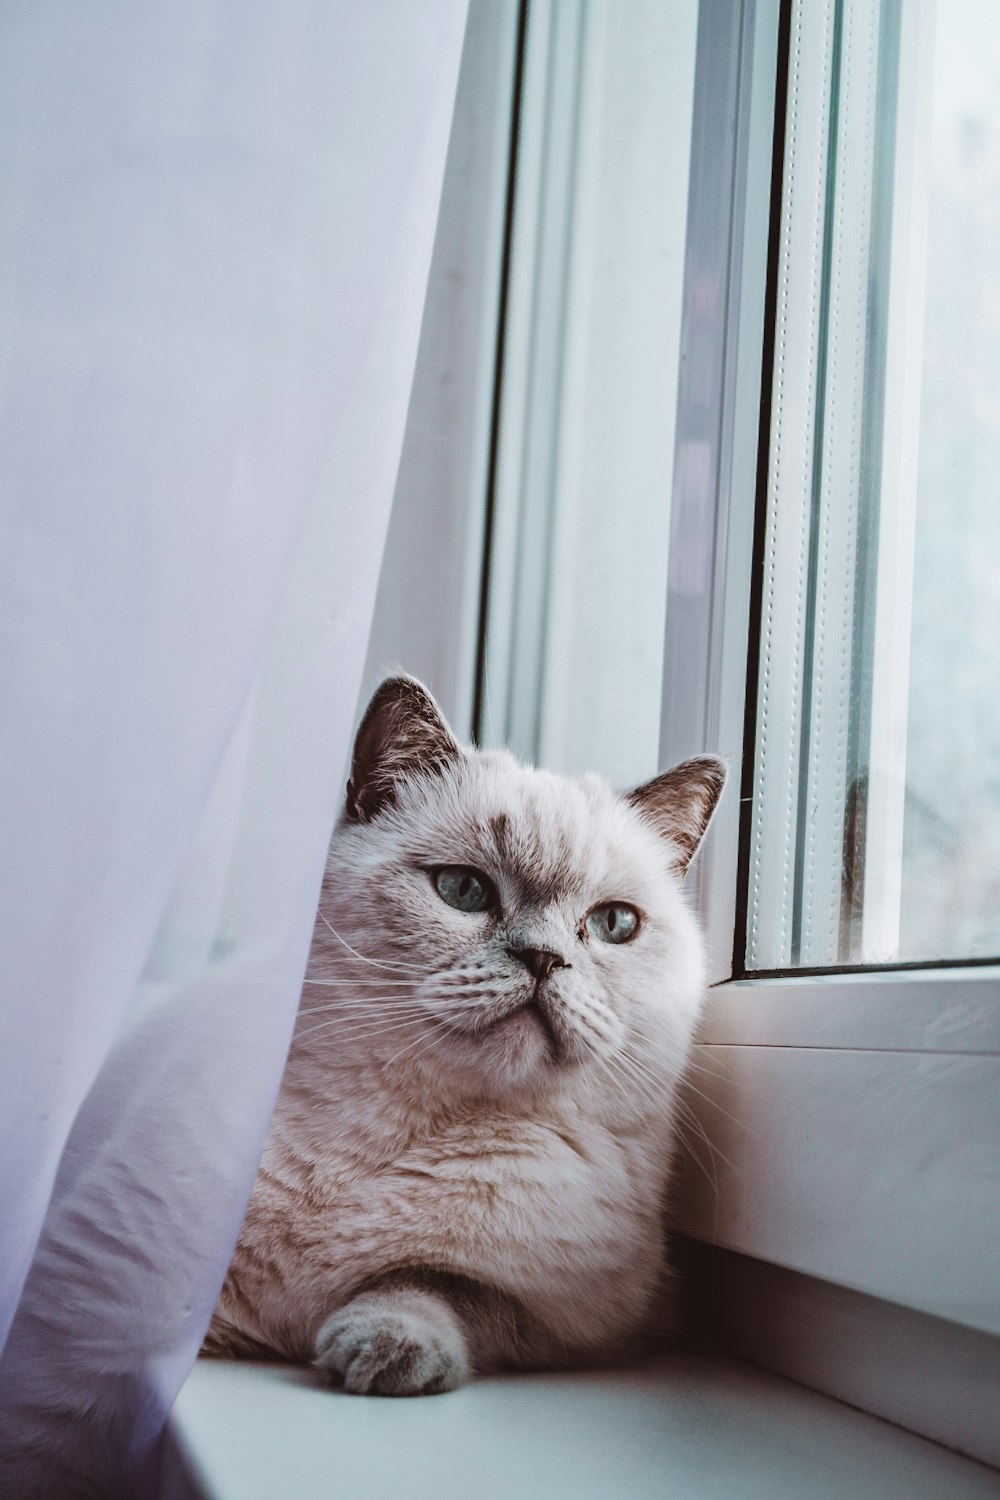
[345,676,462,823]
[626,755,727,877]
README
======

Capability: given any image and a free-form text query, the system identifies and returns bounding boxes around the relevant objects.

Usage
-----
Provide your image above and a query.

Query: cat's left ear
[345,675,462,823]
[626,756,727,877]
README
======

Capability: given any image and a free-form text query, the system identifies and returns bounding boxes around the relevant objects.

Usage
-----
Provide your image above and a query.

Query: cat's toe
[315,1299,470,1396]
[340,1326,458,1396]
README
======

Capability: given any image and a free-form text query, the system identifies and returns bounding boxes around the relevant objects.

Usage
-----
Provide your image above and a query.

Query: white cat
[206,676,725,1394]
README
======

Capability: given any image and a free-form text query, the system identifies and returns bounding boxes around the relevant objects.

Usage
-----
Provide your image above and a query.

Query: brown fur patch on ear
[346,676,461,823]
[627,755,727,875]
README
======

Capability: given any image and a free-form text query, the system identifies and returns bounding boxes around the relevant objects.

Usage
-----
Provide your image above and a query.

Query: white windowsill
[162,1352,1000,1500]
[669,968,1000,1345]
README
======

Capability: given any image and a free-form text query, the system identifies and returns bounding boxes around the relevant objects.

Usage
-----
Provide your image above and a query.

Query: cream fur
[208,687,721,1392]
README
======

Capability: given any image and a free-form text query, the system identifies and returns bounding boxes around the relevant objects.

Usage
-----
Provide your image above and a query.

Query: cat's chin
[492,1003,561,1063]
[435,1006,571,1093]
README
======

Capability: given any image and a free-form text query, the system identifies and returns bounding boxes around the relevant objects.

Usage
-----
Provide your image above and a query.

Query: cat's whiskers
[302,977,420,989]
[295,1004,427,1028]
[594,1041,746,1209]
[669,1095,725,1212]
[314,910,429,973]
[594,1033,666,1094]
[292,1013,428,1045]
[618,1041,676,1093]
[418,987,496,1010]
[591,1049,729,1215]
[672,1070,751,1135]
[295,994,486,1045]
[588,1051,673,1136]
[299,996,431,1020]
[675,1048,719,1077]
[672,1095,744,1181]
[380,1017,454,1071]
[591,1047,654,1104]
[592,1045,683,1132]
[296,996,485,1020]
[671,1095,751,1237]
[557,994,619,1049]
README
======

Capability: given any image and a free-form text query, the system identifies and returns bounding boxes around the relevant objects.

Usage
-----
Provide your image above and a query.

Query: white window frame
[362,0,522,742]
[663,0,1000,1463]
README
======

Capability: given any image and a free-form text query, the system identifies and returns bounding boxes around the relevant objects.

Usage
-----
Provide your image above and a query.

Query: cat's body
[207,678,724,1393]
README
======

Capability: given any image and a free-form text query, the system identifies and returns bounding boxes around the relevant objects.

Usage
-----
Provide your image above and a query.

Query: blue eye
[433,866,495,914]
[585,903,639,945]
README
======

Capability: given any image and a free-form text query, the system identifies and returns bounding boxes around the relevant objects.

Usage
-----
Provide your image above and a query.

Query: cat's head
[310,676,725,1111]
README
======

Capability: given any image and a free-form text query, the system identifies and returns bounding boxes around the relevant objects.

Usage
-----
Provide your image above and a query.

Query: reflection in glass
[901,0,1000,960]
[746,0,1000,969]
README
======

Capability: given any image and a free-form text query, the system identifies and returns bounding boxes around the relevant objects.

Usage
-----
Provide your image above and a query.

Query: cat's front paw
[314,1287,471,1396]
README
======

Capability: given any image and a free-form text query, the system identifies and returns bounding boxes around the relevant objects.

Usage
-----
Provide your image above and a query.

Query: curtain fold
[0,1,469,1492]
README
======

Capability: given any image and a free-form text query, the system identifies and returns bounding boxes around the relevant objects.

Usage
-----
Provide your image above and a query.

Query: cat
[205,675,725,1395]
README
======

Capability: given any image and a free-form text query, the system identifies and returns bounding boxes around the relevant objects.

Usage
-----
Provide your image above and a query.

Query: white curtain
[0,2,468,1493]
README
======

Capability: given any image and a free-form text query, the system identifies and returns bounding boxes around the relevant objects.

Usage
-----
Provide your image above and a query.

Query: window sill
[670,968,1000,1342]
[162,1352,1000,1500]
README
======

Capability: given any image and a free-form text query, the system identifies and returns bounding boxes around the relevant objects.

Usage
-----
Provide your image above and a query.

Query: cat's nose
[508,946,568,983]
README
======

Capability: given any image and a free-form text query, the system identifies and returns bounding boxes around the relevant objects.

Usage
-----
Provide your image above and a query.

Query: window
[745,0,1000,972]
[659,0,1000,1461]
[478,0,700,791]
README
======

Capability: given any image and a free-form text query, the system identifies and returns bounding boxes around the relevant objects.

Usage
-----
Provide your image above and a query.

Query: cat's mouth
[492,995,563,1061]
[430,979,577,1075]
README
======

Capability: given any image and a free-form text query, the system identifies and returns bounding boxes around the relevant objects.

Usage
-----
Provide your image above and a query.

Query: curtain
[0,1,469,1493]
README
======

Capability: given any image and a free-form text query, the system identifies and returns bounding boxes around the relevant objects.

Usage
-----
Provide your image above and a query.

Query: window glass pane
[747,0,1000,970]
[901,0,1000,961]
[479,0,699,789]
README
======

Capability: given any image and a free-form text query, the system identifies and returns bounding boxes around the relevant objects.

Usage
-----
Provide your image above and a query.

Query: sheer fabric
[0,1,468,1491]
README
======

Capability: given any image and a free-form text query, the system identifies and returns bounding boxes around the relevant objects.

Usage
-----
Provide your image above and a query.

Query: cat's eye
[585,903,639,945]
[432,865,496,914]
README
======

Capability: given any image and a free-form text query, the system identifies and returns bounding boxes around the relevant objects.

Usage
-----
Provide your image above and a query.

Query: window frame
[361,0,522,742]
[474,0,701,784]
[663,0,1000,1424]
